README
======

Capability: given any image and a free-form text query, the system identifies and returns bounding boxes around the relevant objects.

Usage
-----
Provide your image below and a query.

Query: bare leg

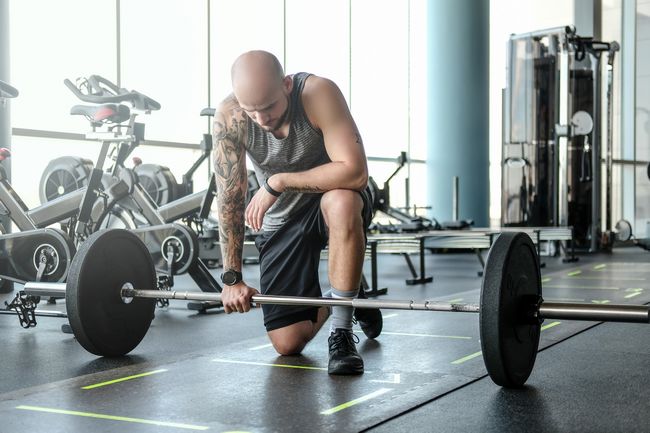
[320,189,366,294]
[267,306,330,355]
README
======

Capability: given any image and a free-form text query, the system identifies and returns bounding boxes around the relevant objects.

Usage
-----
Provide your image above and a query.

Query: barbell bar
[25,283,650,322]
[118,288,650,323]
[22,228,650,388]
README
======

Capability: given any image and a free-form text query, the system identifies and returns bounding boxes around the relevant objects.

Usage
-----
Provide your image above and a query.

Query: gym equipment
[54,75,218,235]
[25,229,650,388]
[367,152,436,233]
[0,78,214,328]
[133,108,213,206]
[0,81,105,296]
[39,156,94,203]
[503,26,620,252]
[58,75,222,297]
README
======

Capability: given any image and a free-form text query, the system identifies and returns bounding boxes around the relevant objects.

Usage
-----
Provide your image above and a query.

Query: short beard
[269,95,291,132]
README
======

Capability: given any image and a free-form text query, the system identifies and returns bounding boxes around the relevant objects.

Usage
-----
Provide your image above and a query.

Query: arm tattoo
[213,108,247,269]
[284,185,325,193]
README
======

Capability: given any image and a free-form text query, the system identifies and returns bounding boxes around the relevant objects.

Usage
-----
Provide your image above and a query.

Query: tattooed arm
[213,96,258,313]
[267,75,369,195]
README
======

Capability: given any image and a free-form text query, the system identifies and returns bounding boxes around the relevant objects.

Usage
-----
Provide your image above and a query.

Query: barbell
[23,229,650,388]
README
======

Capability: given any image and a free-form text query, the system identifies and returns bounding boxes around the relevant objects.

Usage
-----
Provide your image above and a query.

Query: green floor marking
[16,406,208,430]
[82,369,168,390]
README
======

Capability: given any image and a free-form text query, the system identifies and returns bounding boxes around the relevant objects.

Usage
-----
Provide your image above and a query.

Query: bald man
[212,50,382,375]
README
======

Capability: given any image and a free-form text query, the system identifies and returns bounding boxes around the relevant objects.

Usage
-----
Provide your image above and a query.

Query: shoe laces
[329,329,359,352]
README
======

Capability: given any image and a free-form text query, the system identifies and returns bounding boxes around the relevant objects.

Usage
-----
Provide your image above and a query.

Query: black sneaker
[353,290,383,339]
[328,328,364,375]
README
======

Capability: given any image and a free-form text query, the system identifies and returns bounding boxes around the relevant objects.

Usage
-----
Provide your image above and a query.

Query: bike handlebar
[64,75,161,112]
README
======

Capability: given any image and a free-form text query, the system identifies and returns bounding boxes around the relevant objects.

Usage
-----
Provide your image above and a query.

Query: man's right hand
[221,282,259,314]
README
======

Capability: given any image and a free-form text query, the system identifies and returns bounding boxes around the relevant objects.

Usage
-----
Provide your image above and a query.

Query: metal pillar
[426,0,489,226]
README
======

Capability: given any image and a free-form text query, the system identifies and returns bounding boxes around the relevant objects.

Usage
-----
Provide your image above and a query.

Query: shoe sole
[355,309,383,339]
[328,366,364,375]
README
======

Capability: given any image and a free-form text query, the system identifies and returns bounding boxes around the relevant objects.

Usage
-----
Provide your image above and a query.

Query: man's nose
[256,112,270,125]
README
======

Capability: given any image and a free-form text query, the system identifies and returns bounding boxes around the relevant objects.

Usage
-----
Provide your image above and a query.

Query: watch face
[222,270,239,285]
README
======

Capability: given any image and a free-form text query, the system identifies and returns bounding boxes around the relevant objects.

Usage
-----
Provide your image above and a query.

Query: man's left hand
[245,187,279,231]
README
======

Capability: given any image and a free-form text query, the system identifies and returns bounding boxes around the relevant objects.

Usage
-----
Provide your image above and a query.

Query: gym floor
[0,245,649,433]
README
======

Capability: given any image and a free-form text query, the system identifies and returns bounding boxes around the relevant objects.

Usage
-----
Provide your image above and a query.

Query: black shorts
[254,188,373,331]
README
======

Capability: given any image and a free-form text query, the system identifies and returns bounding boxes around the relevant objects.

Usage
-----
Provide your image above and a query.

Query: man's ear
[283,75,293,94]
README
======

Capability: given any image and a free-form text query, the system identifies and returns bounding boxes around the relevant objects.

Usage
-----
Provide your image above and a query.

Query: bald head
[231,50,284,89]
[230,51,293,133]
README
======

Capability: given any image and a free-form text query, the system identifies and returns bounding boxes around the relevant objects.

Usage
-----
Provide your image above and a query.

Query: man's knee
[270,337,307,356]
[320,189,363,228]
[267,322,313,355]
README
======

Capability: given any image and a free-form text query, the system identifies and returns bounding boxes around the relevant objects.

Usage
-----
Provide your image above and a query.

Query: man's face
[235,77,291,133]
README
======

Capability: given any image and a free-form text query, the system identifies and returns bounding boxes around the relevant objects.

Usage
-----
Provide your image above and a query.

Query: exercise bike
[131,109,213,207]
[60,74,221,286]
[0,79,210,328]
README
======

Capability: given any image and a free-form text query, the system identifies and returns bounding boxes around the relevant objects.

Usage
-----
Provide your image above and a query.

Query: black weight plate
[66,229,156,356]
[480,232,541,388]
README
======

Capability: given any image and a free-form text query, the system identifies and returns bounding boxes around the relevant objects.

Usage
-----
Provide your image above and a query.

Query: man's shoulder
[217,93,243,113]
[214,94,247,125]
[213,94,247,140]
[301,74,341,101]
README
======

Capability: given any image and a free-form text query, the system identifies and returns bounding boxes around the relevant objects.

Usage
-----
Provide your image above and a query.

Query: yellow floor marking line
[560,276,646,281]
[625,292,643,299]
[543,284,620,290]
[593,269,650,274]
[212,358,327,371]
[541,321,561,331]
[451,351,482,365]
[593,264,607,270]
[591,300,611,304]
[321,388,392,415]
[15,405,208,430]
[381,331,471,339]
[451,321,562,365]
[542,277,552,283]
[82,369,168,390]
[567,270,583,277]
[546,298,585,302]
[249,343,274,351]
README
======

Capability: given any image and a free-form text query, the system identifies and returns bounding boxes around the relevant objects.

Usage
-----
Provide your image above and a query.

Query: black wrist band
[264,178,282,197]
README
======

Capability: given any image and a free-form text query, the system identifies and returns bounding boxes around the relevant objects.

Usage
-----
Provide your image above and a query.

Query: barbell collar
[23,282,67,298]
[539,302,650,323]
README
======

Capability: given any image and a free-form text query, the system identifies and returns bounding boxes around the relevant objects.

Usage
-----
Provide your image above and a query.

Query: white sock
[328,287,358,334]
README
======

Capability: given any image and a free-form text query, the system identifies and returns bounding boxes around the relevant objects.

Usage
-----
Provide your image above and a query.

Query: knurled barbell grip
[122,287,482,312]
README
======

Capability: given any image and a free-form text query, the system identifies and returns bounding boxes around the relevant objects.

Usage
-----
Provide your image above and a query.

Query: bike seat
[70,103,131,124]
[200,107,215,117]
[0,80,19,98]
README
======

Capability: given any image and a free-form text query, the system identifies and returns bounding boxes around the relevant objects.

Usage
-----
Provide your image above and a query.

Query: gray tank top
[246,72,331,231]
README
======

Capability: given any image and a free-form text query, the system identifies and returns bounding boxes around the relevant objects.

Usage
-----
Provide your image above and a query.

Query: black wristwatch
[220,269,243,286]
